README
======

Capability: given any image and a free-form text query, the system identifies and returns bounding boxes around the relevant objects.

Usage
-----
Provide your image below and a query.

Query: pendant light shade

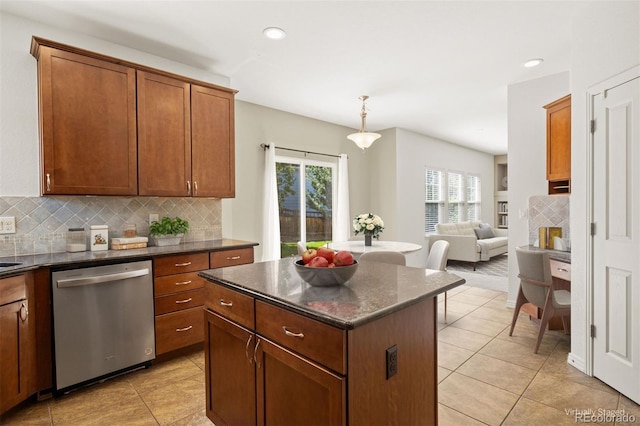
[347,95,381,150]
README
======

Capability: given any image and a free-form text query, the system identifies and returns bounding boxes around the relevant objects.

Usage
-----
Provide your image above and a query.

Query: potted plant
[149,216,189,246]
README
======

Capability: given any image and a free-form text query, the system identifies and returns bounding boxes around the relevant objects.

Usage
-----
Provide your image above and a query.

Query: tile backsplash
[0,196,222,257]
[528,194,570,248]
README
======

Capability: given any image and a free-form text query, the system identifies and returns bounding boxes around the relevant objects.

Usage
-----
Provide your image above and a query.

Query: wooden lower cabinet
[205,310,345,426]
[0,273,35,415]
[204,282,436,425]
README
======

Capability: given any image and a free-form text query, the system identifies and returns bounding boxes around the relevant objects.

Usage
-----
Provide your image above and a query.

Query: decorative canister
[90,225,109,251]
[66,228,87,252]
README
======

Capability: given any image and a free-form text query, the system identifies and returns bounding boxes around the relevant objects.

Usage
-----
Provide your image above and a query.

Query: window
[425,168,444,234]
[425,167,481,233]
[276,157,336,257]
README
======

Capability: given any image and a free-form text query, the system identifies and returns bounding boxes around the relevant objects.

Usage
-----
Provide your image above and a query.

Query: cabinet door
[138,71,192,196]
[0,300,30,414]
[256,337,346,426]
[191,85,235,198]
[205,310,256,426]
[545,95,571,181]
[38,46,137,195]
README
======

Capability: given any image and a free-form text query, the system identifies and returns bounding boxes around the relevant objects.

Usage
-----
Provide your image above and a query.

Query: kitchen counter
[200,258,465,329]
[0,239,258,277]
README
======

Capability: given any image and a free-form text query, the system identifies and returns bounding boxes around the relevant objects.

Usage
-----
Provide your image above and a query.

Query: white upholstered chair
[509,247,571,353]
[426,240,450,322]
[297,241,306,256]
[358,250,406,266]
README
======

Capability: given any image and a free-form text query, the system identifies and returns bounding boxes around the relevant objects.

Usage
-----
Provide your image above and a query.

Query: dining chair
[509,247,571,353]
[358,251,406,266]
[297,241,306,256]
[426,240,450,322]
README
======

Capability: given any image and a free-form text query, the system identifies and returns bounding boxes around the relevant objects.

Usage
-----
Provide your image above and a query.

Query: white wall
[506,72,570,307]
[224,101,370,262]
[389,128,496,267]
[0,12,229,196]
[569,2,640,371]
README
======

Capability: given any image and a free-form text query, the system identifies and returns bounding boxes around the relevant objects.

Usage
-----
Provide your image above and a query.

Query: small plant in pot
[149,216,189,247]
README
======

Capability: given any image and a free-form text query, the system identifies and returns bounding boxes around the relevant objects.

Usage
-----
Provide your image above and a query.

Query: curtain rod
[260,143,341,159]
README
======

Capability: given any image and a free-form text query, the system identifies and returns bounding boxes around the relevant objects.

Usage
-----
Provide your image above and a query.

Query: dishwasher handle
[56,268,150,288]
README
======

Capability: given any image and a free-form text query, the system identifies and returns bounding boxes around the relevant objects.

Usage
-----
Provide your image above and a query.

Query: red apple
[301,249,317,264]
[333,250,354,266]
[307,256,329,268]
[316,247,335,263]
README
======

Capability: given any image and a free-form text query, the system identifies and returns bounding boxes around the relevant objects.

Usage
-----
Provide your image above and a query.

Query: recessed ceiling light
[263,27,286,40]
[522,58,544,68]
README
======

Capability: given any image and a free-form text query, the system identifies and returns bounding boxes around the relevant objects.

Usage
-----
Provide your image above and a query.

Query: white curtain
[334,154,350,242]
[262,143,281,261]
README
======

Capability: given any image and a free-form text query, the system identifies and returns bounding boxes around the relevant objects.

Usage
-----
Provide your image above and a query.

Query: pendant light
[347,95,381,150]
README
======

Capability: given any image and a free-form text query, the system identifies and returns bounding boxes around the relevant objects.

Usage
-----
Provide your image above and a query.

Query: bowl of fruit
[295,247,358,287]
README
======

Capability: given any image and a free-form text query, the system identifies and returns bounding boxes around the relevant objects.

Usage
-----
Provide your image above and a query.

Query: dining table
[328,240,422,254]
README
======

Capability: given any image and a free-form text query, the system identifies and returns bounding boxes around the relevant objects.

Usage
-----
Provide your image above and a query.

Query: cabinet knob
[20,302,28,322]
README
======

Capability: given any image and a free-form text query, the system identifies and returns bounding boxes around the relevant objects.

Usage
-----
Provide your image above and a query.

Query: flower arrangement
[353,213,384,239]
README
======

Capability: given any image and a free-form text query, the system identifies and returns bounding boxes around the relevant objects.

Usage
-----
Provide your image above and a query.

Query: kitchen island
[200,258,465,426]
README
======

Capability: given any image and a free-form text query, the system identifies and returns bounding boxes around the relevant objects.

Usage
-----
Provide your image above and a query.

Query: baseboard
[567,352,586,373]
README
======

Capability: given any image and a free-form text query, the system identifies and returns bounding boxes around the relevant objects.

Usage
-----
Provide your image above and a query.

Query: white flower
[366,223,375,231]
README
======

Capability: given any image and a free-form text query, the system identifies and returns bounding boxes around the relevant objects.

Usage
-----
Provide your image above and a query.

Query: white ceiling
[1,1,584,155]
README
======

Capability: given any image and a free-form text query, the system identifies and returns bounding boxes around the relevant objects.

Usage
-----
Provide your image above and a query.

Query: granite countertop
[200,258,465,330]
[520,245,571,263]
[0,239,258,277]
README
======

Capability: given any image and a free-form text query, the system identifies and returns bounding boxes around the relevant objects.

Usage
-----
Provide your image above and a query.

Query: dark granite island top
[200,258,465,329]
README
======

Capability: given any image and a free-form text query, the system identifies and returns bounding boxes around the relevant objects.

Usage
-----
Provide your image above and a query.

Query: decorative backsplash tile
[0,196,222,257]
[528,195,570,247]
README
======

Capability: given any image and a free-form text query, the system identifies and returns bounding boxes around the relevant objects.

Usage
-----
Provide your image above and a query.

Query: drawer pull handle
[175,298,193,304]
[557,268,569,273]
[245,335,253,364]
[254,338,262,368]
[176,325,193,332]
[175,280,192,286]
[227,256,241,260]
[175,262,192,267]
[20,302,28,322]
[282,326,304,339]
[220,299,233,307]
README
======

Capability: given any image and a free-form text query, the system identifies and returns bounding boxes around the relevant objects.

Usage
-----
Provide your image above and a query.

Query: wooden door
[255,337,346,426]
[137,71,191,196]
[205,310,256,426]
[37,46,137,195]
[0,300,30,414]
[545,94,571,181]
[191,85,235,197]
[592,68,640,403]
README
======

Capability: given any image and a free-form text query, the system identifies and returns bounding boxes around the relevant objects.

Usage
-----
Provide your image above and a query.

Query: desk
[329,240,422,254]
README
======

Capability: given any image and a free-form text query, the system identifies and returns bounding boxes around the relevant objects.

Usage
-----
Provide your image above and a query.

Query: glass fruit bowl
[294,259,359,287]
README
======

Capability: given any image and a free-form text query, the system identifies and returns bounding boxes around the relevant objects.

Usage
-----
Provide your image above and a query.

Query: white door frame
[586,65,640,377]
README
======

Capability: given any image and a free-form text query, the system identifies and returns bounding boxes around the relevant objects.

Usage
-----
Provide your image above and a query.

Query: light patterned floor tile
[449,316,509,337]
[457,353,537,394]
[439,373,519,425]
[503,397,577,425]
[438,325,493,351]
[438,403,487,425]
[465,305,514,325]
[479,338,549,370]
[449,292,494,306]
[438,341,476,370]
[438,366,453,383]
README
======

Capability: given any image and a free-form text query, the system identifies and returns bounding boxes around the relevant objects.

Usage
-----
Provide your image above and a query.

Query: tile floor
[2,271,639,425]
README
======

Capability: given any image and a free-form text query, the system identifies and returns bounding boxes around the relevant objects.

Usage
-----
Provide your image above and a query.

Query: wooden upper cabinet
[191,85,235,198]
[544,94,571,192]
[137,71,192,196]
[35,46,138,195]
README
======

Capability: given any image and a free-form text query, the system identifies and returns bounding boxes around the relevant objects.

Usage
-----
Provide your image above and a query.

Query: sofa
[429,221,508,269]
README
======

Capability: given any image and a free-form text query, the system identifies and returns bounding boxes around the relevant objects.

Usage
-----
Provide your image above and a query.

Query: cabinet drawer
[205,283,254,329]
[550,259,571,282]
[154,252,209,277]
[155,288,203,315]
[154,272,204,296]
[0,275,26,306]
[155,307,204,355]
[210,248,254,268]
[256,301,346,375]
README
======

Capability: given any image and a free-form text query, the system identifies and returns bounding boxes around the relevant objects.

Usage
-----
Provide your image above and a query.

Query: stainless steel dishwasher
[52,260,155,392]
